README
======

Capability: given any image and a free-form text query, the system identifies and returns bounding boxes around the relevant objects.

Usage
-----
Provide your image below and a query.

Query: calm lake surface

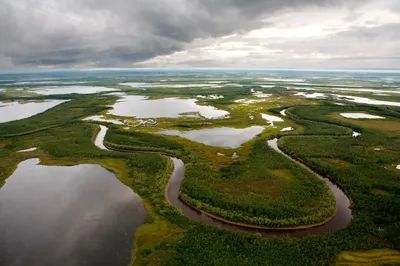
[0,159,146,266]
[340,113,385,119]
[108,95,229,119]
[29,86,119,95]
[159,126,265,148]
[0,100,68,123]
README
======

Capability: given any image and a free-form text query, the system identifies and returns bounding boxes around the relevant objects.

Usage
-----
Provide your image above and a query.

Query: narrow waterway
[165,153,351,236]
[94,125,110,150]
[98,126,352,237]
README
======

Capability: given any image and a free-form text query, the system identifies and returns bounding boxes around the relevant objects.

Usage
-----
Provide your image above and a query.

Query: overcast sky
[1,0,399,70]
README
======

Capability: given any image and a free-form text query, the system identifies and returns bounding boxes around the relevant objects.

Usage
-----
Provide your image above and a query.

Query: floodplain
[0,70,399,266]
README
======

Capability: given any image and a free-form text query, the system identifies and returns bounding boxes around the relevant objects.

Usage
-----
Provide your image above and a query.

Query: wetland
[0,70,399,266]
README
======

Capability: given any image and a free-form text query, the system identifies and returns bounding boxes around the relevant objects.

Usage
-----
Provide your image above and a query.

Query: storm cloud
[0,0,398,70]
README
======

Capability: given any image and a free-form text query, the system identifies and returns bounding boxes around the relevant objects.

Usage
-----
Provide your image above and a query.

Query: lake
[158,126,265,148]
[30,86,119,95]
[261,113,284,126]
[0,100,68,123]
[108,95,229,119]
[0,158,146,266]
[340,113,385,119]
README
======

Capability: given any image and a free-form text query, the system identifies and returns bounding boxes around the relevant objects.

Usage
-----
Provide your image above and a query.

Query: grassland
[179,138,335,227]
[336,249,400,266]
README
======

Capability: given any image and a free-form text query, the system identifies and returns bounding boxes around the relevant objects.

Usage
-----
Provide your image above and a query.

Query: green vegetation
[1,74,400,266]
[0,95,116,137]
[336,249,400,266]
[105,127,185,156]
[180,138,335,227]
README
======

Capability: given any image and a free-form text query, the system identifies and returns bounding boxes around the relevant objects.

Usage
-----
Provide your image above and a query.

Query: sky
[1,0,399,71]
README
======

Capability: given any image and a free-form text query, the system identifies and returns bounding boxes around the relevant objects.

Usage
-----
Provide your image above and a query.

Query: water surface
[159,126,265,148]
[83,115,124,125]
[0,158,146,266]
[295,92,400,106]
[95,125,110,150]
[17,147,37,153]
[0,100,68,123]
[281,127,294,132]
[261,113,284,126]
[109,95,229,119]
[333,94,400,107]
[30,86,119,95]
[166,139,353,237]
[340,113,385,119]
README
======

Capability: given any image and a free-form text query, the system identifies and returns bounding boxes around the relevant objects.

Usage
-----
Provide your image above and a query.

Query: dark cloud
[0,0,370,69]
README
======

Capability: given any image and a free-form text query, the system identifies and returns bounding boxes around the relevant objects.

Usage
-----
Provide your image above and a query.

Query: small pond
[17,147,37,153]
[261,113,284,126]
[281,127,294,132]
[158,126,265,148]
[0,100,68,123]
[83,115,124,125]
[108,95,229,119]
[340,113,385,119]
[0,158,146,266]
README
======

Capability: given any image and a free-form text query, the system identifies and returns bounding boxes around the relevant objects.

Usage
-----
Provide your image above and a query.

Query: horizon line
[1,67,400,75]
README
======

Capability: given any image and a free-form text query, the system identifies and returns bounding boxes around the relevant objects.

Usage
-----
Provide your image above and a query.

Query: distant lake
[158,126,265,148]
[30,86,119,95]
[340,113,385,119]
[0,159,146,266]
[0,100,68,123]
[108,95,229,119]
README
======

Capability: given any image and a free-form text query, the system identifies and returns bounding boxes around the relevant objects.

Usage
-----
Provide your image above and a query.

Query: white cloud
[0,0,399,70]
[137,1,400,69]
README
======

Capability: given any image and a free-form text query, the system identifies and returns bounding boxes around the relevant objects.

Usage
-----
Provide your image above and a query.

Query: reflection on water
[0,159,146,266]
[0,100,69,123]
[83,115,124,125]
[261,113,283,127]
[266,139,352,235]
[295,92,400,107]
[340,113,385,119]
[281,127,294,132]
[17,147,37,153]
[166,145,352,237]
[108,95,229,119]
[94,125,110,150]
[30,86,119,95]
[159,126,265,148]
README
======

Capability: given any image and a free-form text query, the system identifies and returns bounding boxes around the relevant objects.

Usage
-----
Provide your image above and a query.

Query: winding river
[96,126,352,237]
